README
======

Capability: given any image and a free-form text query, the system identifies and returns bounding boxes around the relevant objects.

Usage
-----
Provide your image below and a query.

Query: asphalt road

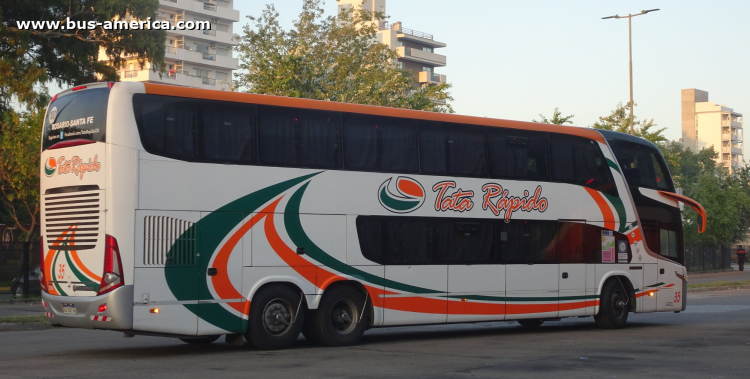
[1,289,750,379]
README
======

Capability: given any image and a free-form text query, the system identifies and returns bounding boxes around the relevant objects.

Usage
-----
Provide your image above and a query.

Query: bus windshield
[43,87,109,150]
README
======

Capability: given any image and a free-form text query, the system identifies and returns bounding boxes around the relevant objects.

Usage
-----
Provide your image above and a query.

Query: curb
[688,285,750,293]
[0,322,51,332]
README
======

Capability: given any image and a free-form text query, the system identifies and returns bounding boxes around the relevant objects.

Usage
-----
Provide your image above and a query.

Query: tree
[532,108,574,125]
[235,0,453,112]
[591,102,667,144]
[0,0,166,113]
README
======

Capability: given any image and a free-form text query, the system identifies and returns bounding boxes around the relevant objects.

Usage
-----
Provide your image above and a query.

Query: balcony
[396,46,446,67]
[380,22,446,48]
[119,68,230,90]
[159,0,239,22]
[418,71,447,84]
[165,46,238,70]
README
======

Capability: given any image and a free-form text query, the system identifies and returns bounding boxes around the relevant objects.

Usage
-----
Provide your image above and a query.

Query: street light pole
[602,9,660,136]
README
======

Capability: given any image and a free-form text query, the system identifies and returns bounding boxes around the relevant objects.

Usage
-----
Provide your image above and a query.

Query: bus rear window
[43,88,109,150]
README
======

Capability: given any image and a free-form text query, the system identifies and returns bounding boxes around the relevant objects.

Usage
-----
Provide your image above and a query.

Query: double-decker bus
[40,82,705,349]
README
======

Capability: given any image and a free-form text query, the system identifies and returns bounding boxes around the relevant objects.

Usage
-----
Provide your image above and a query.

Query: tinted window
[356,216,433,264]
[487,129,549,180]
[202,103,255,163]
[550,134,617,196]
[642,221,681,262]
[608,139,671,190]
[419,123,487,177]
[258,106,340,169]
[557,222,586,263]
[135,95,197,160]
[343,114,418,173]
[583,224,632,264]
[499,220,557,264]
[435,220,495,264]
[44,88,109,150]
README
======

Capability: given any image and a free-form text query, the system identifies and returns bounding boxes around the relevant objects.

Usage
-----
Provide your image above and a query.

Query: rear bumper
[43,285,133,330]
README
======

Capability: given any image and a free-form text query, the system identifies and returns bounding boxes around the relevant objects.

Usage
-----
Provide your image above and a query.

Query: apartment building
[337,0,447,89]
[682,88,744,172]
[100,0,239,91]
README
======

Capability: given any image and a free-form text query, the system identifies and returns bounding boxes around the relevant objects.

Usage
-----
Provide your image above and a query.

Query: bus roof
[143,83,605,144]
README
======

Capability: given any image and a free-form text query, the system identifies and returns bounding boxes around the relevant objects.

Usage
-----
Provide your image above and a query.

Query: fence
[0,242,40,291]
[685,244,731,272]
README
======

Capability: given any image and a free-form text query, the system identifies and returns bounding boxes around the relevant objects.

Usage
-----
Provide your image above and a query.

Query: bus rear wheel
[307,286,367,347]
[179,335,220,345]
[246,285,304,350]
[594,279,630,329]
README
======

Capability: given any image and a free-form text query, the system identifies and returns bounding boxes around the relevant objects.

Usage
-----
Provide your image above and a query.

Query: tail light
[40,237,47,294]
[97,235,124,296]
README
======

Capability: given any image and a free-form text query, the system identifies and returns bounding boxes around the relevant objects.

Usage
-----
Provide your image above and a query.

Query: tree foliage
[235,0,453,112]
[0,106,44,242]
[532,108,574,125]
[0,0,166,112]
[591,102,667,144]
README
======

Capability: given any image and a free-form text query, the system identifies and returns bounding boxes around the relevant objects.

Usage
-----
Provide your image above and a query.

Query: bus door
[197,211,246,335]
[134,210,200,335]
[503,220,559,319]
[557,221,588,317]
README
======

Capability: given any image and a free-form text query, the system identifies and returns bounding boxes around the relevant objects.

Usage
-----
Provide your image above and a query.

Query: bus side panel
[383,265,447,326]
[656,259,683,311]
[641,263,657,312]
[132,210,201,335]
[447,265,505,323]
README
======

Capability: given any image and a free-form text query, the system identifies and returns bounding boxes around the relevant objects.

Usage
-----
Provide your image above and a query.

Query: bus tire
[517,319,544,327]
[246,285,304,350]
[179,335,220,345]
[308,286,367,347]
[594,279,630,329]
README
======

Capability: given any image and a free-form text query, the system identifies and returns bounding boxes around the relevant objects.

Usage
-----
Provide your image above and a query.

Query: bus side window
[434,220,495,264]
[342,114,418,173]
[201,103,255,163]
[258,106,341,169]
[138,97,197,160]
[419,122,487,178]
[549,134,618,197]
[487,129,549,180]
[499,220,556,264]
[556,222,586,263]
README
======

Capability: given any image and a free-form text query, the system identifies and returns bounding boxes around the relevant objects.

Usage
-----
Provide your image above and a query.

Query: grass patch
[0,315,47,324]
[688,280,750,289]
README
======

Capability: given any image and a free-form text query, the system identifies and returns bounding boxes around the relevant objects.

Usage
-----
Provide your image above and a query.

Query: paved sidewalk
[689,269,750,284]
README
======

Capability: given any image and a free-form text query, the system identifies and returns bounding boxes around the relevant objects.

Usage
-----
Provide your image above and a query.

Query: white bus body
[40,82,697,348]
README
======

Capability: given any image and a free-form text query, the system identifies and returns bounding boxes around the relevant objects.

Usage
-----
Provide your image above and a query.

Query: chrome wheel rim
[262,298,293,335]
[330,298,357,334]
[611,289,626,317]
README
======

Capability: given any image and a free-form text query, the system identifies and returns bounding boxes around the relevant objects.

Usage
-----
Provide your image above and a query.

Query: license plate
[62,304,77,315]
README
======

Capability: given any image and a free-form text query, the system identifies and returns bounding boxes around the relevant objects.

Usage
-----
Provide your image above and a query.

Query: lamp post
[602,9,660,136]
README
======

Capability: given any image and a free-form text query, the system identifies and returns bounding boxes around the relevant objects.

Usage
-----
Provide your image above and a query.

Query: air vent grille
[143,216,196,265]
[44,191,100,251]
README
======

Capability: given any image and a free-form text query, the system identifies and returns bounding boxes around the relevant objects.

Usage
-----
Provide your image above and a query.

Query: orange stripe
[584,187,615,230]
[143,83,606,144]
[211,205,276,314]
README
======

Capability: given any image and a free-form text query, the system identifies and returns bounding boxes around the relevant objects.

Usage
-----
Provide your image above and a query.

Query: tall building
[100,0,239,91]
[337,0,447,90]
[681,89,744,171]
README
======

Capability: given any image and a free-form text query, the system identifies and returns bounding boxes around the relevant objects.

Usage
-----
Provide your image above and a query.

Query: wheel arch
[596,272,637,315]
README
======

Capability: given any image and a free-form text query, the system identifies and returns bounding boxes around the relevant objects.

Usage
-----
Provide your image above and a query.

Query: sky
[233,0,750,143]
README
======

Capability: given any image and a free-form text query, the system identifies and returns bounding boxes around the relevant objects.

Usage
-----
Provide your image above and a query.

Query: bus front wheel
[246,285,305,350]
[306,285,367,347]
[594,279,630,329]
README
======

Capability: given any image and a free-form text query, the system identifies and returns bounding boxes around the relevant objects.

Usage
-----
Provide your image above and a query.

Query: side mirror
[658,191,706,233]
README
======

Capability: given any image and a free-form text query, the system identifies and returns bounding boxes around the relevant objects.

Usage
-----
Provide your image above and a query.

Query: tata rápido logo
[46,155,101,180]
[378,176,425,213]
[44,157,57,177]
